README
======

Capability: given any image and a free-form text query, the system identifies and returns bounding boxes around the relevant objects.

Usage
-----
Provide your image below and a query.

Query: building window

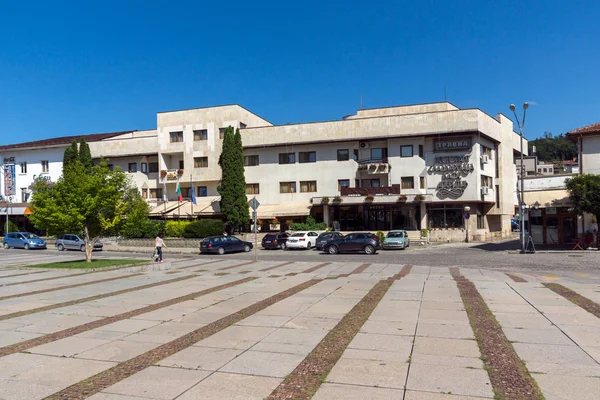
[149,188,162,199]
[419,145,424,158]
[300,181,317,192]
[495,185,500,208]
[240,122,247,129]
[279,153,295,164]
[19,162,27,174]
[219,127,227,139]
[481,145,492,158]
[21,188,29,203]
[401,177,414,190]
[280,182,296,193]
[244,155,259,166]
[107,164,114,171]
[355,179,360,188]
[494,145,499,178]
[299,151,316,163]
[170,131,183,143]
[246,183,260,194]
[543,168,548,173]
[194,157,208,168]
[128,163,137,173]
[338,179,350,191]
[193,129,208,141]
[361,179,380,188]
[400,145,413,158]
[481,175,492,188]
[141,163,148,173]
[419,176,425,189]
[477,214,485,229]
[370,148,387,161]
[149,162,159,173]
[429,205,463,228]
[198,186,207,197]
[179,160,184,169]
[337,149,349,161]
[353,149,359,161]
[41,160,49,173]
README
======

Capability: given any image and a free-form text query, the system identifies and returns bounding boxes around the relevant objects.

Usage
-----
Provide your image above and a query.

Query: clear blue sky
[1,0,598,146]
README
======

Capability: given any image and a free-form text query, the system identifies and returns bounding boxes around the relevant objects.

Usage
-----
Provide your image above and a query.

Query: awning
[255,201,311,219]
[162,200,221,218]
[149,201,186,217]
[524,190,571,207]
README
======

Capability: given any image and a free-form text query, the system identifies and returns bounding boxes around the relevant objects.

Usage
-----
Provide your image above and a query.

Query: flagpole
[190,174,193,218]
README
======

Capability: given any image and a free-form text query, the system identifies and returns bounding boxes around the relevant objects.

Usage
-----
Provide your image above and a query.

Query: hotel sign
[433,138,472,152]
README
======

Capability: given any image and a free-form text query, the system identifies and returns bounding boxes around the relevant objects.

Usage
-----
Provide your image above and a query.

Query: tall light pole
[510,102,529,254]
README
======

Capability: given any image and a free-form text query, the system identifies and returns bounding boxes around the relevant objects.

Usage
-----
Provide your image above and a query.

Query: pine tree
[79,137,93,173]
[233,128,250,225]
[218,126,236,226]
[62,139,79,171]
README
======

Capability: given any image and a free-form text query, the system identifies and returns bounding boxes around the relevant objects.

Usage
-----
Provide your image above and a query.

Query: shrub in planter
[160,170,167,178]
[5,220,19,233]
[321,196,330,204]
[376,230,385,243]
[177,169,184,175]
[414,194,425,201]
[365,195,375,201]
[397,195,407,202]
[290,216,326,231]
[420,228,429,238]
[165,220,190,237]
[333,195,342,202]
[122,219,164,238]
[182,219,223,238]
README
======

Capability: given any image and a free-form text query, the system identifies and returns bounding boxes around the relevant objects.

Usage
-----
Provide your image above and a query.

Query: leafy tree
[529,132,577,163]
[218,127,250,231]
[79,137,93,172]
[29,159,141,262]
[62,139,79,169]
[565,174,600,247]
[120,188,152,237]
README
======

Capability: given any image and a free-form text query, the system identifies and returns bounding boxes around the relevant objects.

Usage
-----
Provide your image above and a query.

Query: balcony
[160,169,183,181]
[341,184,400,197]
[357,157,390,174]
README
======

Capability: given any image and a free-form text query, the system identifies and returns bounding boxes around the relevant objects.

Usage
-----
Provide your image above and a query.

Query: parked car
[511,218,519,231]
[322,232,381,255]
[286,231,319,250]
[3,232,47,250]
[316,232,344,250]
[382,230,409,250]
[55,234,103,252]
[262,232,290,250]
[200,235,253,255]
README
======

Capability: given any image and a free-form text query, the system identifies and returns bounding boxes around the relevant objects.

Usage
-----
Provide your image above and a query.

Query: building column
[323,205,330,227]
[420,202,427,230]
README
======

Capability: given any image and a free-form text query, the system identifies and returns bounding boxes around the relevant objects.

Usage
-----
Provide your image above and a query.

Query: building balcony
[160,169,184,181]
[341,185,400,197]
[357,157,390,174]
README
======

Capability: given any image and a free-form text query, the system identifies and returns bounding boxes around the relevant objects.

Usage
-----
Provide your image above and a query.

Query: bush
[5,220,19,233]
[421,228,429,238]
[164,220,190,238]
[290,216,327,231]
[376,230,385,242]
[121,219,164,238]
[182,219,223,238]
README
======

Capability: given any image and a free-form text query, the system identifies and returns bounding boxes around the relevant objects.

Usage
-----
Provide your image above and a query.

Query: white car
[286,231,319,250]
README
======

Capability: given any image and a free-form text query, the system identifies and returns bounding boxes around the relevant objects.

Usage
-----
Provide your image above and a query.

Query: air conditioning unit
[480,155,489,164]
[359,142,370,149]
[481,186,489,195]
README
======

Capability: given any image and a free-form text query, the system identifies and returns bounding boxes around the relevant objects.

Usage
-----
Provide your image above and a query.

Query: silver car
[55,234,103,252]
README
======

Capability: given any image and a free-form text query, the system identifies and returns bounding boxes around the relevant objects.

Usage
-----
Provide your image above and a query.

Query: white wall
[582,136,600,174]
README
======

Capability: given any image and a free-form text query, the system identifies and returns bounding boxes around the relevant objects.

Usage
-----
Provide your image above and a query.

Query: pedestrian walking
[154,233,167,263]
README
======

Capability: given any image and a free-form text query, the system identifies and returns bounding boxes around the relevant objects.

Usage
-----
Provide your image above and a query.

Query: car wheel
[217,247,225,255]
[24,243,30,250]
[3,242,9,249]
[243,245,251,252]
[280,242,286,250]
[57,244,65,251]
[306,241,312,250]
[328,245,339,254]
[80,244,86,252]
[364,244,375,255]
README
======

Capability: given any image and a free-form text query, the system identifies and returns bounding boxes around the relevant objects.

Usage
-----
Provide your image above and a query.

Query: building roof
[0,131,135,151]
[567,121,600,136]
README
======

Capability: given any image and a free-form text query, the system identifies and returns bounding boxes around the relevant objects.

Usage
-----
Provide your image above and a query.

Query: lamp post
[464,206,471,243]
[510,102,529,254]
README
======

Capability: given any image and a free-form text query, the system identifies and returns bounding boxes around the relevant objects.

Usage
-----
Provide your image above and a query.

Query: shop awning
[149,201,184,216]
[161,200,222,218]
[255,201,311,219]
[524,190,571,207]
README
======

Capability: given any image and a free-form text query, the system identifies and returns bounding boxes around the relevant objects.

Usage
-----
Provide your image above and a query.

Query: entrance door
[561,216,577,245]
[545,217,559,245]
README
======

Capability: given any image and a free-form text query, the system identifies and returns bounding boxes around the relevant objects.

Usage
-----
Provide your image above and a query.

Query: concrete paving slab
[75,340,158,362]
[543,312,600,327]
[0,330,43,347]
[157,346,243,370]
[15,314,100,334]
[513,343,598,365]
[283,316,340,330]
[341,348,409,362]
[405,391,491,400]
[416,323,474,339]
[92,318,163,334]
[29,337,111,357]
[410,353,484,369]
[194,325,276,350]
[420,301,464,311]
[102,366,210,400]
[262,327,328,347]
[493,312,554,329]
[361,320,416,336]
[566,330,600,347]
[175,372,281,400]
[526,361,600,377]
[88,393,155,400]
[326,358,408,389]
[313,383,404,399]
[123,321,205,344]
[503,327,573,345]
[235,314,292,327]
[0,379,62,400]
[406,364,494,398]
[414,337,480,358]
[219,350,305,378]
[74,330,131,341]
[535,373,600,400]
[251,341,314,355]
[348,332,413,354]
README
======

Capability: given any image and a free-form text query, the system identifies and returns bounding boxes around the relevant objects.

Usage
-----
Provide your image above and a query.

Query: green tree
[29,159,140,262]
[79,137,93,172]
[565,174,600,247]
[530,132,577,163]
[218,126,249,231]
[62,139,79,169]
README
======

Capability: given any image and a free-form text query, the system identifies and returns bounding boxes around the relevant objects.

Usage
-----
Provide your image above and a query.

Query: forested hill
[529,132,578,162]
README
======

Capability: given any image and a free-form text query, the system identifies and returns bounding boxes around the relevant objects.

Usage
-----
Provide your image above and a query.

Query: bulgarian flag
[176,181,182,203]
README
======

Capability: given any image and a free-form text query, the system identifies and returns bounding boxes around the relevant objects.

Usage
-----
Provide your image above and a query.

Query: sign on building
[3,164,15,196]
[433,138,472,152]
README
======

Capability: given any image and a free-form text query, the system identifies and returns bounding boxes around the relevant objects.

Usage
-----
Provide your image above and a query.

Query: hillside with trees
[529,132,578,162]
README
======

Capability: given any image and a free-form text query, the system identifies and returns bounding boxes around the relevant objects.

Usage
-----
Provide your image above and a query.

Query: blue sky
[1,1,598,146]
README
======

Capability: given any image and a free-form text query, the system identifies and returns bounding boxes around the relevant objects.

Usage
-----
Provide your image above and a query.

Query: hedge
[182,219,223,238]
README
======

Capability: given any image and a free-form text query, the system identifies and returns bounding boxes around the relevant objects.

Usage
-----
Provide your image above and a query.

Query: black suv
[261,232,290,250]
[315,232,344,250]
[322,232,381,255]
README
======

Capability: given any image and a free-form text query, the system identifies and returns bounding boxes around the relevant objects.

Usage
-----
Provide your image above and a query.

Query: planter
[160,170,167,178]
[270,224,280,231]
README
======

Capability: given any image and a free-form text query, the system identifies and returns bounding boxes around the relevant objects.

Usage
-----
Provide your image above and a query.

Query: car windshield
[22,233,39,239]
[264,234,277,239]
[387,232,403,238]
[291,233,305,237]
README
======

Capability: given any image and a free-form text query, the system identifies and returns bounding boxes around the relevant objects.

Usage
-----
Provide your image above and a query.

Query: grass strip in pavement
[0,274,198,322]
[260,261,295,272]
[301,262,331,273]
[25,259,148,269]
[0,270,48,279]
[0,273,142,301]
[450,267,545,400]
[543,283,600,319]
[0,276,256,358]
[218,260,257,271]
[43,277,320,400]
[506,273,528,283]
[267,264,413,400]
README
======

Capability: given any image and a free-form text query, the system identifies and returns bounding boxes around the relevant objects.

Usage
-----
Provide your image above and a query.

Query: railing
[160,169,183,181]
[357,157,388,165]
[341,185,400,196]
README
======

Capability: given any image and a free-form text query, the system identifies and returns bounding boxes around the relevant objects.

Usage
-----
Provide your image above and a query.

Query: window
[41,160,49,173]
[149,188,162,199]
[244,155,259,166]
[419,145,424,158]
[19,162,27,174]
[246,183,260,195]
[355,179,360,188]
[300,181,317,192]
[495,185,500,208]
[481,145,492,158]
[338,179,350,191]
[543,168,548,173]
[179,160,184,169]
[361,179,380,188]
[194,157,208,168]
[128,163,138,173]
[429,205,463,229]
[370,148,387,161]
[353,149,359,161]
[477,214,485,229]
[193,129,208,141]
[420,176,425,189]
[239,122,247,129]
[149,162,159,173]
[280,182,296,193]
[279,153,295,164]
[401,177,414,190]
[21,188,29,203]
[170,131,183,143]
[337,149,349,161]
[400,145,413,158]
[219,127,227,139]
[481,175,492,187]
[198,186,207,197]
[139,163,147,173]
[299,151,316,163]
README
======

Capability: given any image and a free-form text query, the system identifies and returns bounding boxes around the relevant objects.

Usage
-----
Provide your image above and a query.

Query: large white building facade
[0,102,526,240]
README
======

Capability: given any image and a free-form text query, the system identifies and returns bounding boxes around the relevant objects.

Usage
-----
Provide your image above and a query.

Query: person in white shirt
[154,233,167,262]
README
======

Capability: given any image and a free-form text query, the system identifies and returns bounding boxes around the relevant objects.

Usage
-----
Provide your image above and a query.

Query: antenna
[360,94,364,110]
[444,85,447,101]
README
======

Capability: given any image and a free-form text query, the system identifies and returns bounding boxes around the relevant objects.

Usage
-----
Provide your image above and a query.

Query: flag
[176,181,182,203]
[191,178,197,205]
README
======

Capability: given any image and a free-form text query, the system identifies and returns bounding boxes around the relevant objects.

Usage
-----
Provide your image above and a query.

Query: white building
[1,101,526,240]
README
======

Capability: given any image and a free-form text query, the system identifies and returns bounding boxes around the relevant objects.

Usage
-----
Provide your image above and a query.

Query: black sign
[433,138,472,152]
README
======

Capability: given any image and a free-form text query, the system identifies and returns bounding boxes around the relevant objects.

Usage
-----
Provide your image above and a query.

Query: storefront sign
[433,138,472,152]
[3,164,15,196]
[429,154,474,198]
[3,157,15,164]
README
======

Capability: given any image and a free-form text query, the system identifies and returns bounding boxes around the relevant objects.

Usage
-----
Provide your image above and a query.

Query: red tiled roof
[567,121,600,136]
[0,131,135,151]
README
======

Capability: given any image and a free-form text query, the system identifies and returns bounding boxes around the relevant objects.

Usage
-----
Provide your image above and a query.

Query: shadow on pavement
[470,240,521,252]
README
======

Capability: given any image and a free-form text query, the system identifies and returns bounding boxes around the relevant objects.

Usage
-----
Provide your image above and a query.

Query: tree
[565,174,600,247]
[29,159,141,262]
[62,139,79,169]
[218,126,249,231]
[529,132,577,163]
[79,137,93,172]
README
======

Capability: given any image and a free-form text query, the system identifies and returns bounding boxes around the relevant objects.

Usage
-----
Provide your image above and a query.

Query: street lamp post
[464,206,471,243]
[510,102,529,254]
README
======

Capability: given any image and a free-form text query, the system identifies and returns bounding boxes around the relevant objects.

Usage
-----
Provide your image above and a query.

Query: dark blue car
[200,235,253,255]
[511,219,519,231]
